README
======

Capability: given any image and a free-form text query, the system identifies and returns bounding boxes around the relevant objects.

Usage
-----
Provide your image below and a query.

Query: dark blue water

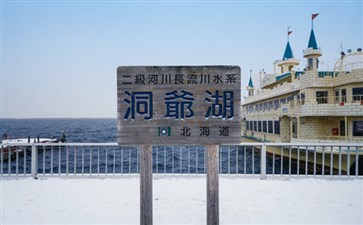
[1,118,298,175]
[1,118,117,143]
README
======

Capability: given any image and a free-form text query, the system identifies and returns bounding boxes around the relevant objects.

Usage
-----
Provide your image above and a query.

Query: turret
[247,70,255,97]
[303,13,322,70]
[278,29,299,75]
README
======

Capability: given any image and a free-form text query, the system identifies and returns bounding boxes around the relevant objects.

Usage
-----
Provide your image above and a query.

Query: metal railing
[1,142,362,179]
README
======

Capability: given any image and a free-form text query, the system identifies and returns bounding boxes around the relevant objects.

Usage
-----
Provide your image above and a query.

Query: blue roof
[282,41,294,60]
[248,76,254,87]
[276,72,291,81]
[308,29,318,49]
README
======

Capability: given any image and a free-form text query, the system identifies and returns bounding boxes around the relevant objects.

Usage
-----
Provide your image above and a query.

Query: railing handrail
[1,142,363,147]
[2,142,362,178]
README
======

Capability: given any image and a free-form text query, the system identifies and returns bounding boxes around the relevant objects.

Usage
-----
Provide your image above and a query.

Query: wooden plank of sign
[117,66,241,145]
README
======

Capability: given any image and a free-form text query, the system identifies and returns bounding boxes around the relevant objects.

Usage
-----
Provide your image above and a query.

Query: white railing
[1,142,362,179]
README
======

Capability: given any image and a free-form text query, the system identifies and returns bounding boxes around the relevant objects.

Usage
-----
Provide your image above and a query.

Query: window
[274,100,280,110]
[340,121,345,136]
[249,121,253,131]
[308,58,313,69]
[316,91,328,104]
[353,121,363,136]
[274,121,280,135]
[301,93,305,105]
[268,121,273,134]
[280,98,286,104]
[290,96,295,108]
[246,121,249,131]
[258,121,262,132]
[263,121,267,133]
[341,89,346,102]
[335,90,340,103]
[254,121,257,131]
[352,87,363,101]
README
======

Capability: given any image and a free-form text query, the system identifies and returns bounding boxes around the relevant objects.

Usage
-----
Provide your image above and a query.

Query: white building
[241,19,363,144]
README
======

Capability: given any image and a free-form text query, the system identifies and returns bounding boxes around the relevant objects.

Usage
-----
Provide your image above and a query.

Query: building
[241,18,363,144]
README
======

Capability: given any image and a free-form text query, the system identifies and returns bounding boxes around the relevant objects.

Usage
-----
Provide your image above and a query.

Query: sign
[117,66,241,145]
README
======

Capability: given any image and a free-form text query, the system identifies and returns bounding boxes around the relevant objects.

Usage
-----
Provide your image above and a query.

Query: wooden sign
[117,66,241,145]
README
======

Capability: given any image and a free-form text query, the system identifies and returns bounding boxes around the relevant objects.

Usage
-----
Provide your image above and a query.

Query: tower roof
[248,76,254,88]
[308,29,318,49]
[282,41,294,60]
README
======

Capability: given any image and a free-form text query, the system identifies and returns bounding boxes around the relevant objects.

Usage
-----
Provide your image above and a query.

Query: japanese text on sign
[117,66,241,145]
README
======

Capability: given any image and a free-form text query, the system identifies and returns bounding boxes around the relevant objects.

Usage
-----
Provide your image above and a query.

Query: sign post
[140,145,153,225]
[117,66,241,225]
[207,144,219,225]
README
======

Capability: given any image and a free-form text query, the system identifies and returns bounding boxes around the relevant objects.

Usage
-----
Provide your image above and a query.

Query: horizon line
[1,117,117,119]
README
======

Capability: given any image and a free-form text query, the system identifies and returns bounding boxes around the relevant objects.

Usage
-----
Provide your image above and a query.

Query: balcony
[303,48,322,57]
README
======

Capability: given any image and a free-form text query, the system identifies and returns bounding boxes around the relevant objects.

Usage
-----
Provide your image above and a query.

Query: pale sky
[1,0,362,118]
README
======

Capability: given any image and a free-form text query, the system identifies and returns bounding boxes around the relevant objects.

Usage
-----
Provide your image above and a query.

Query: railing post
[31,144,38,179]
[261,144,267,180]
[140,145,153,225]
[206,144,219,225]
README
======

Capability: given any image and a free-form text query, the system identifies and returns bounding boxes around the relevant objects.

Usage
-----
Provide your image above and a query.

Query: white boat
[1,132,66,161]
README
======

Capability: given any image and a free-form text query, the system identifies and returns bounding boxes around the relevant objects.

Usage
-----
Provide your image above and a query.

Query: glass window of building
[274,121,280,135]
[268,121,273,134]
[341,89,347,102]
[353,121,363,136]
[274,100,279,110]
[335,89,340,103]
[316,91,328,104]
[263,121,267,133]
[339,121,345,136]
[301,93,305,105]
[308,58,313,69]
[352,87,363,101]
[258,121,262,132]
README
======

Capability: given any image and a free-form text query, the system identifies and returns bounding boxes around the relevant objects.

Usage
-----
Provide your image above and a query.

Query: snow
[1,176,362,224]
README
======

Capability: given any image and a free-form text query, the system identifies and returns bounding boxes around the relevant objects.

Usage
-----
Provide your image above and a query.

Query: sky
[1,0,362,118]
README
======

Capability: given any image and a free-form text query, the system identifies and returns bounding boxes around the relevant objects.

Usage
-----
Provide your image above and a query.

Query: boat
[240,14,363,173]
[1,132,66,161]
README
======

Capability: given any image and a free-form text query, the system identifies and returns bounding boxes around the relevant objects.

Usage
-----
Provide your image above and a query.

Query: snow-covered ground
[1,176,362,224]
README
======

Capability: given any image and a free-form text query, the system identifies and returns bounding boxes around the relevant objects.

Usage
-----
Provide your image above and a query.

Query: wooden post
[206,144,219,225]
[140,145,153,225]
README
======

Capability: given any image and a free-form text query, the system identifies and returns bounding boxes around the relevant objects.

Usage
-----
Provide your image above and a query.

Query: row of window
[245,88,363,112]
[246,120,363,137]
[317,87,363,104]
[246,120,280,135]
[245,94,305,113]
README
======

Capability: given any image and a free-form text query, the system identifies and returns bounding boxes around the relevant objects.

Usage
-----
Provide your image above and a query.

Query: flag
[288,31,293,36]
[312,13,319,20]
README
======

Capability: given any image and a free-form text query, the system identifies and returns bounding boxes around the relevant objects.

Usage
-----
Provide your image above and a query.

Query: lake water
[1,118,296,175]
